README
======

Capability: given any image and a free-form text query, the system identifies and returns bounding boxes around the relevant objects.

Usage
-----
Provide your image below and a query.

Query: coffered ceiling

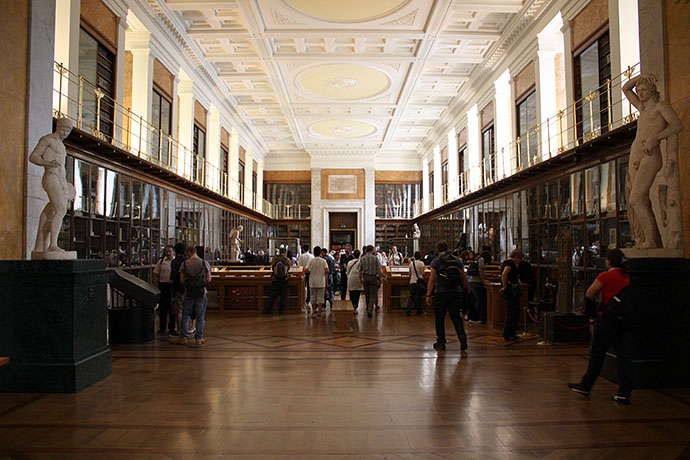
[160,0,523,160]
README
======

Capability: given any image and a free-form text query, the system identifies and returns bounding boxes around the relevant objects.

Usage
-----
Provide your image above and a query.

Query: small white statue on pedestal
[412,223,421,253]
[30,118,77,260]
[623,73,684,250]
[229,225,243,261]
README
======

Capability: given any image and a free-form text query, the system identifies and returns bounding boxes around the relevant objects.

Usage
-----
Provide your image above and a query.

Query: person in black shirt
[500,248,524,342]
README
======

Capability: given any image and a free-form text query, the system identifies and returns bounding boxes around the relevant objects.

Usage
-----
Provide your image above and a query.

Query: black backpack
[437,252,462,288]
[183,259,207,298]
[273,258,290,280]
[170,255,187,292]
[602,285,633,329]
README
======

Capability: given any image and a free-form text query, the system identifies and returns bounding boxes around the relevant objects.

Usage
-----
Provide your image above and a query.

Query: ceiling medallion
[327,76,360,90]
[332,125,354,133]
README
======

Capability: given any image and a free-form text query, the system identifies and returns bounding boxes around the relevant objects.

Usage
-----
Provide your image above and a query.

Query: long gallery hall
[1,0,690,458]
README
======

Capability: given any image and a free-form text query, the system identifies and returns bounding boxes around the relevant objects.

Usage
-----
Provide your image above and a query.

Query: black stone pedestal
[0,260,112,393]
[601,257,690,388]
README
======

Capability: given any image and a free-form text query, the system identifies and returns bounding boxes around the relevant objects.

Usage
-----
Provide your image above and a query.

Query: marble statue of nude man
[623,74,683,249]
[228,225,243,261]
[30,117,76,256]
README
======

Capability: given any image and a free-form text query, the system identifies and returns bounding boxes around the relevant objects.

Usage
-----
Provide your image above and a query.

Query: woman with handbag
[407,251,426,316]
[500,248,524,342]
[568,248,632,404]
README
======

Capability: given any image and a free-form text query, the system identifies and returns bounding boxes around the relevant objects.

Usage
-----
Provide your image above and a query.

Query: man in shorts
[305,246,329,318]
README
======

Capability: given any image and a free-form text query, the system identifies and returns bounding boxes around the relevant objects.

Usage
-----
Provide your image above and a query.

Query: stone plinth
[601,257,690,388]
[0,260,112,393]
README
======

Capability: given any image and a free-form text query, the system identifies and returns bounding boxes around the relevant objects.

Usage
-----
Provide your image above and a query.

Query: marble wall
[665,0,690,258]
[0,3,29,259]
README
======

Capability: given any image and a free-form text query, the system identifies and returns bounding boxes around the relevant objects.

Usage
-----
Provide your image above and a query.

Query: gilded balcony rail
[52,61,286,219]
[413,63,641,216]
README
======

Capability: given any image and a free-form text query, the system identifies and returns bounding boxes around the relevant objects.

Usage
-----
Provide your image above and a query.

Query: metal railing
[53,61,278,217]
[413,63,641,215]
[269,204,311,220]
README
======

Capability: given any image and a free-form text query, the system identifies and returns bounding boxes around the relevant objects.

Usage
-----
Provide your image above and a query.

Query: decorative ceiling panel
[159,0,524,157]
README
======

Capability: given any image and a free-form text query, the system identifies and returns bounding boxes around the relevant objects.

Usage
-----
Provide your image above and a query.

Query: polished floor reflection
[0,309,689,459]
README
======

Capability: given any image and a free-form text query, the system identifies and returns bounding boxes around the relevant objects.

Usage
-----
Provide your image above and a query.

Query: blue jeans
[181,294,207,339]
[434,291,467,344]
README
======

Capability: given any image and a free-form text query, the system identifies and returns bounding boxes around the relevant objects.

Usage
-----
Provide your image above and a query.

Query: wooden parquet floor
[1,307,689,460]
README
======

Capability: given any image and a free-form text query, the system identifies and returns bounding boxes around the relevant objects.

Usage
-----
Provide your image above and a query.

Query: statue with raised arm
[228,225,243,261]
[30,118,77,259]
[623,73,683,249]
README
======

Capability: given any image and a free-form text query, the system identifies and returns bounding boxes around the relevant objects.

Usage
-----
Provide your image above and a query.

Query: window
[428,170,434,202]
[458,145,466,194]
[192,124,205,183]
[79,28,115,142]
[516,90,537,171]
[151,89,172,165]
[574,31,611,142]
[481,125,495,186]
[239,160,245,203]
[220,145,229,196]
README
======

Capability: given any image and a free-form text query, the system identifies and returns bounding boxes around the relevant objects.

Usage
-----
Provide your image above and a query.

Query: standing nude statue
[623,74,683,249]
[228,225,243,261]
[30,118,77,259]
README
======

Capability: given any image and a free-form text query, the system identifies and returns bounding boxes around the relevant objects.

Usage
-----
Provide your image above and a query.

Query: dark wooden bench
[332,300,353,334]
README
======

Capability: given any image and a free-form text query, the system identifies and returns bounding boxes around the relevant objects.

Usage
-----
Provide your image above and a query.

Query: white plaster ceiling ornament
[382,9,418,26]
[282,0,410,23]
[309,119,377,139]
[327,76,360,90]
[296,64,391,100]
[272,9,302,25]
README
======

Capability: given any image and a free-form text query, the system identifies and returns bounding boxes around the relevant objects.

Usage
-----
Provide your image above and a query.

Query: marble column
[433,145,442,209]
[53,0,80,118]
[244,146,254,208]
[561,20,576,148]
[466,104,481,192]
[24,0,57,260]
[447,128,459,201]
[494,70,512,179]
[256,157,264,212]
[421,158,430,213]
[537,14,564,160]
[126,30,153,159]
[176,76,194,179]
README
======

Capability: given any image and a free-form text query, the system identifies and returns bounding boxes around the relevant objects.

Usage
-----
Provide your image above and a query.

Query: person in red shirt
[568,249,633,404]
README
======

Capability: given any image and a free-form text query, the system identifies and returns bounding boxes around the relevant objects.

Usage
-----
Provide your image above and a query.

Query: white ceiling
[161,0,523,160]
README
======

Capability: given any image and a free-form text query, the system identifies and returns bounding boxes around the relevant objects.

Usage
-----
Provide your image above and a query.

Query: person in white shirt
[153,245,175,334]
[297,243,315,312]
[407,251,426,316]
[346,250,363,314]
[305,245,329,318]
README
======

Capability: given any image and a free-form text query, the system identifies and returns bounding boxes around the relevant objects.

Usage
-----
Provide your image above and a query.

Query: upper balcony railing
[51,61,302,220]
[414,63,641,216]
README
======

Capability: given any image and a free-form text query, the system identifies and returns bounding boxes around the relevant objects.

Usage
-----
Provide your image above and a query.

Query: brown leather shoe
[170,336,187,345]
[194,337,206,346]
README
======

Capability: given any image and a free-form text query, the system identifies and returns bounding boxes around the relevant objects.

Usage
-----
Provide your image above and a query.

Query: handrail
[53,62,271,215]
[413,63,641,215]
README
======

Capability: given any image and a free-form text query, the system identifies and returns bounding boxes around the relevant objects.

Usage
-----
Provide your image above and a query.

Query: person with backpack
[500,248,524,342]
[170,246,211,346]
[568,248,633,404]
[426,241,471,350]
[168,242,188,337]
[359,245,384,318]
[264,247,291,314]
